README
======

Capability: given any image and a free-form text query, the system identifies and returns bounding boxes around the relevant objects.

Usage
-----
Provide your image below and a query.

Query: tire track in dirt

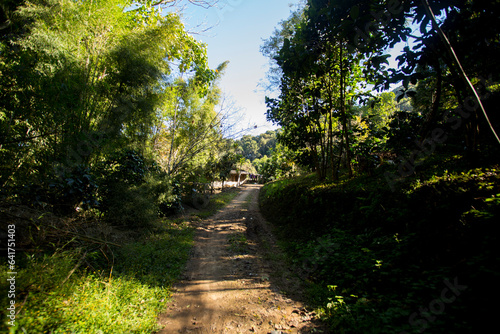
[157,184,326,334]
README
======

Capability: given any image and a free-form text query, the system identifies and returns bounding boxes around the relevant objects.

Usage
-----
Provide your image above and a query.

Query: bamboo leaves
[0,0,215,187]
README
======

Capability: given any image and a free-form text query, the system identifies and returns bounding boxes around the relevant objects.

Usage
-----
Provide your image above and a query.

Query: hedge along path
[157,183,326,334]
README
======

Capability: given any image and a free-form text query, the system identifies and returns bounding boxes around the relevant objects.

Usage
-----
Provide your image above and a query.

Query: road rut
[157,184,326,334]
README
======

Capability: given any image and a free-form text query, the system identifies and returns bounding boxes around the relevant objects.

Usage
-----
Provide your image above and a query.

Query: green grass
[0,189,242,334]
[227,233,248,254]
[193,187,241,219]
[0,222,193,334]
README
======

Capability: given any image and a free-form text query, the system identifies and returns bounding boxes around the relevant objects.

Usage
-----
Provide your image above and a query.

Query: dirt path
[157,184,326,334]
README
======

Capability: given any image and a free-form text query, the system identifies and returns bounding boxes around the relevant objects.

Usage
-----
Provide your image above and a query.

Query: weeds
[260,157,499,333]
[0,223,189,333]
[193,188,241,219]
[0,188,241,333]
[227,233,248,254]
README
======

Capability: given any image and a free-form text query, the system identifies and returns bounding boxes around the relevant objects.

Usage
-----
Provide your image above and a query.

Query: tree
[152,61,232,179]
[353,91,398,171]
[265,4,367,180]
[0,0,214,194]
[265,0,500,182]
[254,143,297,182]
[256,130,277,158]
[239,135,260,161]
[214,141,240,187]
[260,3,307,92]
[307,0,500,149]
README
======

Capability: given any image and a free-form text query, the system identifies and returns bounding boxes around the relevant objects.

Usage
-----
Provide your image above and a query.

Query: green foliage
[0,0,232,218]
[0,225,190,333]
[253,143,298,182]
[238,135,261,161]
[0,187,241,333]
[153,62,227,179]
[15,165,98,214]
[263,0,500,184]
[236,130,278,161]
[98,150,153,186]
[0,0,214,198]
[384,110,424,155]
[260,158,500,333]
[227,232,248,254]
[100,181,159,227]
[213,147,240,183]
[97,150,181,226]
[264,2,371,180]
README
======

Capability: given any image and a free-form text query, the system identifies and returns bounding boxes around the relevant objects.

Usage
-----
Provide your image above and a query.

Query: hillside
[260,153,500,333]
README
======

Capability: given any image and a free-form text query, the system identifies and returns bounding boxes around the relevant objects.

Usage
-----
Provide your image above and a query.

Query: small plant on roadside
[194,188,241,219]
[227,232,248,254]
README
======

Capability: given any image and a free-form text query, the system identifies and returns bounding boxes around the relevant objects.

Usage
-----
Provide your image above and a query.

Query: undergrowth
[0,222,193,334]
[0,188,241,333]
[260,154,500,333]
[227,232,248,254]
[192,187,241,219]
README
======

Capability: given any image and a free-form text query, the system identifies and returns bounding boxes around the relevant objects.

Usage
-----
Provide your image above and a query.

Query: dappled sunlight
[158,184,326,333]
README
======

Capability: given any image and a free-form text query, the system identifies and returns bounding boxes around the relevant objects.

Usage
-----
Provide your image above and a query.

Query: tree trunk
[339,43,353,178]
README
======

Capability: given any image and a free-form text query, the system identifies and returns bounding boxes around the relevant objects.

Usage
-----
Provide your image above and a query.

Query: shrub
[100,181,158,227]
[260,165,500,333]
[97,150,182,226]
[16,165,98,214]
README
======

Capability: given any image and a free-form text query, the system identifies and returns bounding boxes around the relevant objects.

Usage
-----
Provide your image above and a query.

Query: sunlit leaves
[0,0,214,186]
[152,62,227,178]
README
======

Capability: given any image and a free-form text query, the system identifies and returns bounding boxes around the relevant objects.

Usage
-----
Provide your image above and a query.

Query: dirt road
[157,184,326,334]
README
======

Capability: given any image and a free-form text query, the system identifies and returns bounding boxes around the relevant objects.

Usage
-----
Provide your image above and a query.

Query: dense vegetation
[1,0,499,332]
[259,0,500,333]
[261,157,499,333]
[0,186,240,333]
[0,0,244,332]
[235,130,301,182]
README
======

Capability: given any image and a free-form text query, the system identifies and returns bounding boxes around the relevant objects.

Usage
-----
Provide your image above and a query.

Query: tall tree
[307,0,500,149]
[265,4,366,180]
[152,61,229,177]
[0,0,214,189]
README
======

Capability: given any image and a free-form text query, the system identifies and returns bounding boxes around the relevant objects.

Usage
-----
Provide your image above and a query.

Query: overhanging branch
[151,0,218,9]
[421,0,500,145]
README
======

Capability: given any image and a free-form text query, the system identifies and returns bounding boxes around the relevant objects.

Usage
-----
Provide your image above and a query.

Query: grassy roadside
[191,187,242,219]
[259,154,500,333]
[0,187,241,334]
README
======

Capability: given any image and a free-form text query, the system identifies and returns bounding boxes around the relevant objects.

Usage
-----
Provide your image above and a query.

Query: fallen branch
[50,225,122,247]
[61,251,88,286]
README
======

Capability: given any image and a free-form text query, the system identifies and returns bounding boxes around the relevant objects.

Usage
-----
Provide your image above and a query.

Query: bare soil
[157,184,327,334]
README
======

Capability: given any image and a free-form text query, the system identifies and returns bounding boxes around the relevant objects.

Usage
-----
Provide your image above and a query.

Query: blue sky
[174,0,297,137]
[173,1,410,138]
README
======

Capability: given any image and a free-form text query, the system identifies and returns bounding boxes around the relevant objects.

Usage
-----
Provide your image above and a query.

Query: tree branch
[0,131,62,145]
[151,0,217,9]
[421,0,500,145]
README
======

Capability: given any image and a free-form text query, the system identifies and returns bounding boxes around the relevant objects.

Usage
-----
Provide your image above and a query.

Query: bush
[260,165,500,333]
[97,150,182,226]
[100,182,158,227]
[16,165,98,214]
